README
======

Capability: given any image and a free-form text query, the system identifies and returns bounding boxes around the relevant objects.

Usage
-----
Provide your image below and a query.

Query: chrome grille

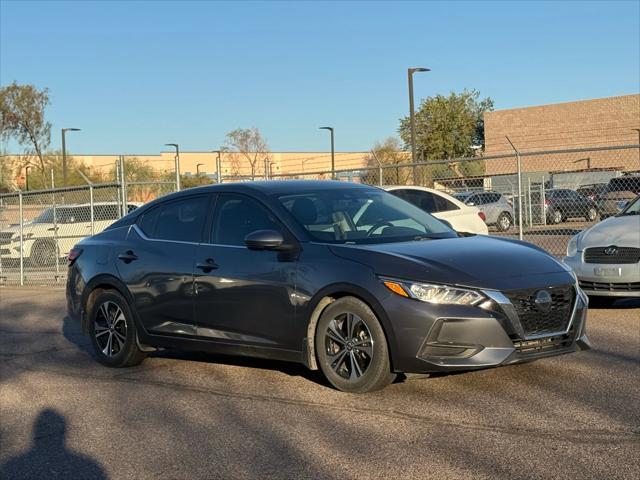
[504,285,575,337]
[584,247,640,264]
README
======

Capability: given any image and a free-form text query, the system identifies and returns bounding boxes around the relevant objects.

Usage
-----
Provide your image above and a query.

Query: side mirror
[244,229,285,250]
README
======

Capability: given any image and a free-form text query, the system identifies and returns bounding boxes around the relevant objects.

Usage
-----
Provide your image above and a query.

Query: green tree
[364,137,412,185]
[0,82,52,186]
[224,128,269,180]
[180,174,213,189]
[22,151,99,190]
[399,90,493,182]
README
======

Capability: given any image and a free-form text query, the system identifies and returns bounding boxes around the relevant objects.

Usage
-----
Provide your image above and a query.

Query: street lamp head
[319,126,333,132]
[409,67,430,74]
[165,143,179,148]
[63,127,81,132]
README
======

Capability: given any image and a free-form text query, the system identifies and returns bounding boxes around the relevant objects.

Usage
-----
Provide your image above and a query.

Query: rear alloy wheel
[496,212,512,232]
[316,297,396,393]
[585,207,598,222]
[30,240,58,267]
[551,209,563,224]
[89,290,146,367]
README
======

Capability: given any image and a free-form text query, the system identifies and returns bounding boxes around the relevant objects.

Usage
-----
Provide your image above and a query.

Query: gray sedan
[564,195,640,302]
[454,191,515,231]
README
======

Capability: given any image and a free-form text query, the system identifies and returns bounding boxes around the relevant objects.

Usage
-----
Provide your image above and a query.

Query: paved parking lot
[0,287,638,479]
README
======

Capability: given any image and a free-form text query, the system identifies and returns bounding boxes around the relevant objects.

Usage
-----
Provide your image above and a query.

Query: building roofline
[486,93,640,115]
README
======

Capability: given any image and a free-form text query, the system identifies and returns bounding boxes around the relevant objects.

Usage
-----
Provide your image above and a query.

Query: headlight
[566,234,579,257]
[381,277,485,306]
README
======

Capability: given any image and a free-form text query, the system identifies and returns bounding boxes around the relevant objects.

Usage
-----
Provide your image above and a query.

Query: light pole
[61,128,81,186]
[165,143,180,190]
[25,166,32,191]
[633,129,640,167]
[319,127,335,179]
[212,150,222,184]
[408,67,429,183]
[196,163,205,175]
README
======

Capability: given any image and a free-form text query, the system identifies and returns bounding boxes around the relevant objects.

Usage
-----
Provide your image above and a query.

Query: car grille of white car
[584,247,640,264]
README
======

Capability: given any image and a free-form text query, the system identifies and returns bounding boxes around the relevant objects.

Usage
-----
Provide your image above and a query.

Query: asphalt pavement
[0,287,638,479]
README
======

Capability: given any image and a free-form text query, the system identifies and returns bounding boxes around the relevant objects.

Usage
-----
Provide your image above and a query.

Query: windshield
[277,188,456,244]
[32,208,54,223]
[454,192,472,201]
[618,196,640,216]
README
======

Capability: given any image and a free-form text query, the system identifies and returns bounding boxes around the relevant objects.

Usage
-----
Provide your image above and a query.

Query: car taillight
[544,199,551,205]
[67,247,83,267]
[478,212,486,222]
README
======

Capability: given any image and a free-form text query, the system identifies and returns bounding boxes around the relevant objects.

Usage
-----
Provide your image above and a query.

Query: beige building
[483,94,640,174]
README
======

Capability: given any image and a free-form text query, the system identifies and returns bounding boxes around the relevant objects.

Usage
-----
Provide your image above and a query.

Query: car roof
[170,180,378,197]
[382,185,468,208]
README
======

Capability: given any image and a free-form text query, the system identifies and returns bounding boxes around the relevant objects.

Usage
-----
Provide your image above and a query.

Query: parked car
[383,186,488,235]
[576,183,609,201]
[67,181,589,393]
[543,189,599,224]
[564,195,640,303]
[1,202,140,266]
[596,175,640,219]
[454,191,514,231]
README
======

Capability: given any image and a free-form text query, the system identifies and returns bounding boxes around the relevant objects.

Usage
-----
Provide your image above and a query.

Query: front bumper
[563,253,640,297]
[383,283,590,374]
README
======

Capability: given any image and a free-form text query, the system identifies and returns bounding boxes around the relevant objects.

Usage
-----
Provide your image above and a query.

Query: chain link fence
[270,144,640,258]
[1,144,637,286]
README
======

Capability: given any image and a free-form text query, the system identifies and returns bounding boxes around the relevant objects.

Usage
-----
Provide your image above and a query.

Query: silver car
[564,195,640,303]
[454,191,515,231]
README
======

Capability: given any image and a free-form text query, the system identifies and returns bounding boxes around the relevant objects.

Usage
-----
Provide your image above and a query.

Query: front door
[193,193,298,349]
[115,194,212,336]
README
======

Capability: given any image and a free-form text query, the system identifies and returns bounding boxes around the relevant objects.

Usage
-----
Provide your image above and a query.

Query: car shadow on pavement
[0,409,107,480]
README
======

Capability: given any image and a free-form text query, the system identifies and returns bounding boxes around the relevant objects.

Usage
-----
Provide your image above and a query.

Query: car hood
[579,215,640,249]
[330,235,572,291]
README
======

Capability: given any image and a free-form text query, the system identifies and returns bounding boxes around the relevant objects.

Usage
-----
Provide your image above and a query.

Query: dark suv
[67,182,589,393]
[543,189,599,224]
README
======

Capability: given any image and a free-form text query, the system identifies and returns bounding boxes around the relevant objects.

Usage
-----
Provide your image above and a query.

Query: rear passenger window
[433,194,458,212]
[138,196,210,242]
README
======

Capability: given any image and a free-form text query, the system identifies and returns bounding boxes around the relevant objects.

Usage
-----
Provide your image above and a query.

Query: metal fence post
[51,170,60,281]
[506,137,524,241]
[527,177,533,227]
[541,178,547,226]
[119,156,127,218]
[18,190,24,286]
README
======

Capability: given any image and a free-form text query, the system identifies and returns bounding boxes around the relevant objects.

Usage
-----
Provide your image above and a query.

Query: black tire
[496,212,513,232]
[315,297,396,393]
[88,290,146,367]
[29,239,58,267]
[549,209,563,224]
[585,207,598,222]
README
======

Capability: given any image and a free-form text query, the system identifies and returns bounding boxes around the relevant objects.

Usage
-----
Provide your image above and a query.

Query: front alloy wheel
[325,313,373,380]
[316,297,395,393]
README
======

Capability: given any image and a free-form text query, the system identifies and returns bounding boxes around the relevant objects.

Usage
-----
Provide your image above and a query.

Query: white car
[0,202,140,266]
[563,195,640,301]
[383,186,489,235]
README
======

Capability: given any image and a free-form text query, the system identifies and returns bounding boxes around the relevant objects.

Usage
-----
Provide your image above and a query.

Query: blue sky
[1,0,639,154]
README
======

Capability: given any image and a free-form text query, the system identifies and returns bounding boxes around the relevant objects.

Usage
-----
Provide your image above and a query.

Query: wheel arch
[81,274,138,335]
[302,283,397,372]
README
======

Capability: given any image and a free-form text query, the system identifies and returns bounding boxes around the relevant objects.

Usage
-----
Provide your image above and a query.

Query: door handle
[196,258,218,272]
[118,251,138,263]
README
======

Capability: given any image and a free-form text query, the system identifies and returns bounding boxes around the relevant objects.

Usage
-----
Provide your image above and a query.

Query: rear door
[115,194,212,336]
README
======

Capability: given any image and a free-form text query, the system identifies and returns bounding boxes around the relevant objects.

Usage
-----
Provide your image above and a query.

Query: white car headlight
[566,234,579,257]
[381,277,485,306]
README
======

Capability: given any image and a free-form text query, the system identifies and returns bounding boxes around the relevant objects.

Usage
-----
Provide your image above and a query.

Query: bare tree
[0,82,52,185]
[224,128,269,180]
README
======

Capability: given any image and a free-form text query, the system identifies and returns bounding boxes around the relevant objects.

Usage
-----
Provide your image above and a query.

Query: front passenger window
[212,194,281,246]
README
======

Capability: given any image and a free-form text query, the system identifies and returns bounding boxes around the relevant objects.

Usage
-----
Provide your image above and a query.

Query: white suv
[0,202,140,266]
